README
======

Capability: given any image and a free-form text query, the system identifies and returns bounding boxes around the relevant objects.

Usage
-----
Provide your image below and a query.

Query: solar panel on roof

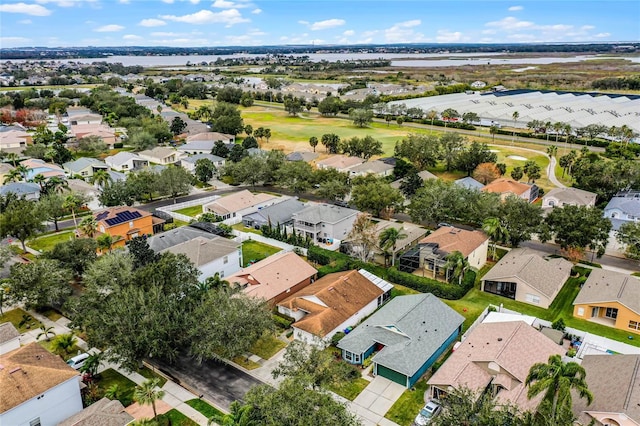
[95,212,109,220]
[104,210,142,226]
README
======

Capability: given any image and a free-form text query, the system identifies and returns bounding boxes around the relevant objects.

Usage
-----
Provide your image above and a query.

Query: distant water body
[2,52,639,67]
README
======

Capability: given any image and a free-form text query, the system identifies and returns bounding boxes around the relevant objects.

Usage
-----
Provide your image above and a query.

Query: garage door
[377,364,407,387]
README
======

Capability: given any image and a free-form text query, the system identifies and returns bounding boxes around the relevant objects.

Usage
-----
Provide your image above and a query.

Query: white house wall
[197,250,241,281]
[0,337,20,355]
[0,377,82,426]
[468,239,489,270]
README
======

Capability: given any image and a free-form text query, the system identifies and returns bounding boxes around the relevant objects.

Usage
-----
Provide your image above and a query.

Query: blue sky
[0,1,638,48]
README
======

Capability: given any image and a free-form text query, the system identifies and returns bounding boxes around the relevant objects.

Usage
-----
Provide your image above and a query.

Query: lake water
[2,52,639,68]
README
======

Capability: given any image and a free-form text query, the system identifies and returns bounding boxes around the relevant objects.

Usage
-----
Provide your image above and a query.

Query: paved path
[350,376,405,426]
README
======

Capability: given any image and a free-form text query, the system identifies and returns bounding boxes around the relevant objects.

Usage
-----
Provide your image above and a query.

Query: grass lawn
[156,409,198,426]
[326,377,370,401]
[232,356,260,370]
[250,333,287,360]
[241,240,281,266]
[0,308,41,333]
[172,219,190,228]
[185,398,225,419]
[96,368,137,407]
[37,307,63,322]
[173,205,204,217]
[385,378,428,426]
[27,230,74,252]
[137,366,167,387]
[232,223,262,235]
[391,284,421,297]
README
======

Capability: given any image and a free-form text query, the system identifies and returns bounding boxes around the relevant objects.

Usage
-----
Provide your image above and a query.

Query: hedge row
[308,245,388,278]
[387,267,476,300]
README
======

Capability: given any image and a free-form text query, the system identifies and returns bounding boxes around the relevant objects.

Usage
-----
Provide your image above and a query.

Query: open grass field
[173,205,204,217]
[27,230,74,252]
[385,378,428,426]
[241,240,281,266]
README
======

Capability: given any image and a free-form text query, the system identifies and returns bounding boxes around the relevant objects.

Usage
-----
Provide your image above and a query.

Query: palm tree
[489,125,498,142]
[482,217,509,260]
[444,251,470,285]
[104,384,121,400]
[80,216,98,238]
[546,145,558,158]
[44,176,69,195]
[96,233,119,253]
[379,227,408,267]
[553,122,564,145]
[209,401,255,426]
[3,168,23,184]
[31,173,46,190]
[51,333,77,356]
[545,121,552,141]
[426,110,438,134]
[134,379,165,419]
[79,352,103,378]
[203,272,230,293]
[526,354,593,423]
[36,325,56,342]
[63,193,84,230]
[90,169,112,188]
[6,152,20,167]
[511,111,520,144]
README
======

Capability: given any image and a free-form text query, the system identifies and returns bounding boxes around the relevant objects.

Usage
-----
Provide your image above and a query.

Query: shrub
[552,318,566,332]
[272,312,294,329]
[113,142,124,149]
[386,267,475,300]
[331,332,346,346]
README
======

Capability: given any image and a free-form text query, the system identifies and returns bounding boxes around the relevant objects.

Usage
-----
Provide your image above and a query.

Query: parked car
[66,352,90,370]
[334,200,349,208]
[414,400,441,426]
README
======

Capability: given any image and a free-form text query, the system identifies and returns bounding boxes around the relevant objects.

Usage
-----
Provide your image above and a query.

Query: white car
[66,352,90,370]
[414,400,441,426]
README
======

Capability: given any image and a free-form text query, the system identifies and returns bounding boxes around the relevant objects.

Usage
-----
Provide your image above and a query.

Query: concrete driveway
[350,376,405,426]
[154,354,265,410]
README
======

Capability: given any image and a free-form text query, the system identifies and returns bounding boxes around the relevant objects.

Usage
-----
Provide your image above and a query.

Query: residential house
[203,190,285,221]
[138,147,183,165]
[0,163,14,184]
[286,151,318,162]
[338,293,463,388]
[572,354,640,426]
[0,323,20,355]
[0,343,83,426]
[62,158,108,179]
[0,125,32,151]
[604,190,640,230]
[229,251,318,305]
[348,160,394,178]
[390,170,437,190]
[67,113,102,126]
[107,170,126,184]
[482,178,539,203]
[279,269,393,346]
[94,206,163,248]
[427,321,564,411]
[242,198,307,229]
[572,268,640,334]
[292,203,359,244]
[399,226,488,276]
[481,248,572,308]
[180,153,225,174]
[105,152,149,172]
[147,224,227,252]
[58,398,133,426]
[185,132,235,145]
[316,155,364,173]
[160,236,241,281]
[542,187,597,209]
[0,182,41,201]
[70,124,117,146]
[20,159,65,180]
[64,179,100,210]
[454,176,485,191]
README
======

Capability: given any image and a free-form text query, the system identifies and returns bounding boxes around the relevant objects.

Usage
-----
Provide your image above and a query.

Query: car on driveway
[414,400,441,425]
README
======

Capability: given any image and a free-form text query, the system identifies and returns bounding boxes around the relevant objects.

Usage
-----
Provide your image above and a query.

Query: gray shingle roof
[180,153,224,165]
[544,187,596,206]
[105,151,144,167]
[293,204,359,225]
[179,140,215,151]
[63,157,107,174]
[337,294,464,377]
[573,268,640,314]
[243,198,307,226]
[0,182,40,196]
[0,322,19,344]
[286,151,319,162]
[454,176,485,190]
[348,160,394,175]
[160,236,240,267]
[605,196,640,217]
[147,226,221,252]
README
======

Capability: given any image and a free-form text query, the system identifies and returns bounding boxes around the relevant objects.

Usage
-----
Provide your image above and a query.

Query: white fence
[157,195,220,222]
[232,230,308,257]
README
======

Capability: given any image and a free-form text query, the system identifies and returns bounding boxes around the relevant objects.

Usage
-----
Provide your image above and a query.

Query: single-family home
[20,159,66,180]
[572,268,640,334]
[229,251,318,304]
[348,160,394,178]
[62,157,108,179]
[399,226,488,276]
[286,151,318,162]
[542,187,597,210]
[58,397,133,426]
[138,147,183,165]
[482,178,539,203]
[427,321,564,411]
[185,132,235,145]
[390,170,437,191]
[0,343,83,426]
[0,323,20,355]
[68,113,102,126]
[572,354,640,426]
[203,190,285,221]
[279,269,393,346]
[0,125,32,151]
[0,182,41,201]
[292,204,359,244]
[160,236,241,281]
[242,198,307,230]
[481,248,572,308]
[71,124,117,146]
[180,153,225,174]
[338,293,463,388]
[316,155,364,173]
[604,190,640,230]
[94,206,162,248]
[454,176,485,191]
[147,224,225,252]
[105,151,149,172]
[64,179,100,210]
[0,163,14,184]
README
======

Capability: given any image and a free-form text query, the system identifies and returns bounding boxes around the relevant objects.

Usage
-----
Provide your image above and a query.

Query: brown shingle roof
[278,270,383,337]
[229,251,317,302]
[93,206,152,230]
[0,343,79,413]
[204,190,279,216]
[573,269,640,315]
[482,178,530,196]
[0,322,19,345]
[58,397,134,426]
[419,226,488,258]
[316,155,364,170]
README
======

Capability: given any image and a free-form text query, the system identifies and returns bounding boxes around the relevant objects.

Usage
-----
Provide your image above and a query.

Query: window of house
[525,294,540,304]
[344,351,353,362]
[577,307,584,316]
[99,225,105,233]
[81,171,87,176]
[605,307,618,319]
[223,256,228,264]
[123,164,129,169]
[629,321,640,331]
[129,221,134,228]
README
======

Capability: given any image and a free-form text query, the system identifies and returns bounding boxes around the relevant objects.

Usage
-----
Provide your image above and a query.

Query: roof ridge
[494,321,521,360]
[623,356,640,410]
[619,276,629,300]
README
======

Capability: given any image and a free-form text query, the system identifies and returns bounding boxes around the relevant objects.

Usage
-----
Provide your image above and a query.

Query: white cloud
[139,18,166,27]
[119,0,130,3]
[0,36,31,44]
[436,30,463,43]
[162,0,174,3]
[251,8,261,14]
[508,5,523,11]
[212,0,251,8]
[384,20,425,43]
[123,34,143,40]
[18,19,32,24]
[594,32,610,38]
[581,25,595,31]
[298,20,309,25]
[343,30,354,36]
[36,0,98,6]
[486,16,534,31]
[95,24,125,32]
[161,9,249,25]
[309,18,345,31]
[0,3,52,16]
